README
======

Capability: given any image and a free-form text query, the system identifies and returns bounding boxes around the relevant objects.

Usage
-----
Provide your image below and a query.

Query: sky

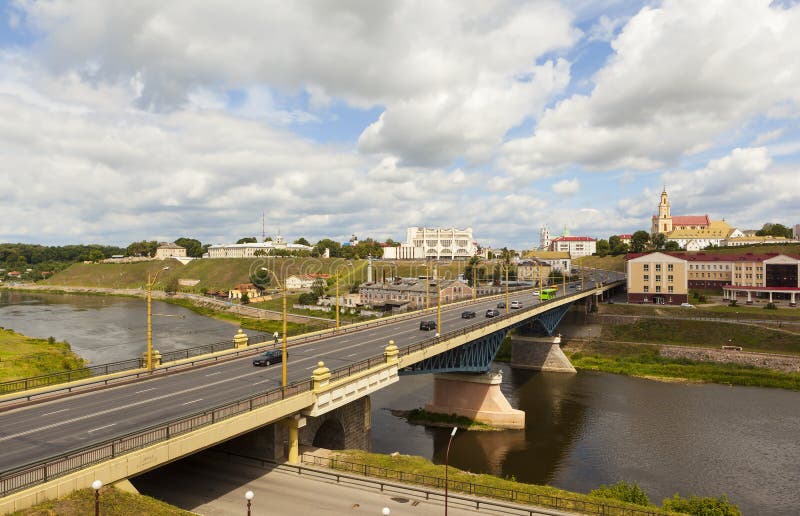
[1,0,799,250]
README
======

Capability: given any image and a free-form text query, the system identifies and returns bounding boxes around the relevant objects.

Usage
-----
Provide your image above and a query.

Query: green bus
[539,288,558,300]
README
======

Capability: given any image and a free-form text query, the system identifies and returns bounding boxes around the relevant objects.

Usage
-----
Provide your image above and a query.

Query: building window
[655,286,661,292]
[668,286,673,293]
[655,275,661,282]
[668,264,674,271]
[668,275,673,282]
[655,264,662,271]
[643,264,649,271]
[643,274,649,281]
[643,286,649,292]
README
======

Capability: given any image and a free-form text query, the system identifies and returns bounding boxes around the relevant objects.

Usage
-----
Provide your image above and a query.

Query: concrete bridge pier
[510,335,576,373]
[425,372,525,429]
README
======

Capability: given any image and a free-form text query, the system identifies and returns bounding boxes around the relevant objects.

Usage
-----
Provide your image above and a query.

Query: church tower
[651,187,672,235]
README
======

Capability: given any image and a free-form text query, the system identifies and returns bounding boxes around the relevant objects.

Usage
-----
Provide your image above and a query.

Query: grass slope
[0,328,85,382]
[9,487,194,516]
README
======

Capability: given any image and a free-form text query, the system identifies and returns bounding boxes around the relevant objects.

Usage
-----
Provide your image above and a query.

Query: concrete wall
[510,336,576,373]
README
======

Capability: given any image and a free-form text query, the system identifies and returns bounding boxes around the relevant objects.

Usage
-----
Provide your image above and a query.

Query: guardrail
[298,453,659,516]
[0,287,609,497]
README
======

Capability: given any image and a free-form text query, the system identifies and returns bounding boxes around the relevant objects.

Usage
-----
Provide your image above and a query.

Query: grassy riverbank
[0,328,85,382]
[9,487,194,516]
[565,341,800,390]
[327,450,736,515]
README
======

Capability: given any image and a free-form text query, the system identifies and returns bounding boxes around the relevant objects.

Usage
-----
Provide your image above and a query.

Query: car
[497,302,506,309]
[461,310,476,319]
[680,303,696,308]
[419,320,437,331]
[510,300,522,309]
[253,349,283,367]
[531,290,539,296]
[570,284,578,289]
[485,309,500,318]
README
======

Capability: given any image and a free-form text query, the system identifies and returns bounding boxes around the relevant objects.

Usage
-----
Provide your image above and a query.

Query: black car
[253,349,284,367]
[419,320,437,331]
[497,302,506,309]
[485,309,500,318]
[461,310,476,319]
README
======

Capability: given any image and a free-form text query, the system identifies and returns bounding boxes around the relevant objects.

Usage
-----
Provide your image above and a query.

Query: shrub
[764,302,777,310]
[589,481,651,507]
[298,292,319,305]
[661,494,741,516]
[728,299,737,307]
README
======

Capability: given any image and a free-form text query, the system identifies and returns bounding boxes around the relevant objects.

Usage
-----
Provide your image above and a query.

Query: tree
[630,231,650,253]
[611,242,629,255]
[311,278,326,298]
[385,238,398,246]
[609,235,622,250]
[240,292,249,304]
[464,256,481,287]
[664,240,681,251]
[595,239,610,257]
[87,249,105,262]
[237,237,257,244]
[126,240,159,257]
[756,223,792,238]
[651,232,666,250]
[174,237,203,257]
[164,277,179,295]
[589,481,651,507]
[293,237,311,246]
[662,494,741,516]
[314,239,342,258]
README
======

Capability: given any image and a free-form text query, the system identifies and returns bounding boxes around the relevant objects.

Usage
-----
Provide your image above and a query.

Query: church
[650,188,742,250]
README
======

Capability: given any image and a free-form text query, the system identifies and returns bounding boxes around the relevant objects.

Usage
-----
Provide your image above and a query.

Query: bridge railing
[0,378,314,498]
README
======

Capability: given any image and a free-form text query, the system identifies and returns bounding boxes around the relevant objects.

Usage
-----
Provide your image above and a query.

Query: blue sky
[0,0,798,248]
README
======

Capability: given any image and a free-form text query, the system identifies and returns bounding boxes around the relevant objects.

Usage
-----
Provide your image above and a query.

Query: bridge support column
[510,335,576,373]
[285,415,304,464]
[425,372,524,429]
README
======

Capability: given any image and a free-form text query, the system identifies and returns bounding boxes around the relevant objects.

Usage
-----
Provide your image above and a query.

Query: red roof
[626,252,800,263]
[616,234,632,239]
[552,236,596,242]
[671,215,709,226]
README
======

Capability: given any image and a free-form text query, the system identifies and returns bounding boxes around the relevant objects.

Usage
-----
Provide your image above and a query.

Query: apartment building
[359,279,473,311]
[626,252,689,305]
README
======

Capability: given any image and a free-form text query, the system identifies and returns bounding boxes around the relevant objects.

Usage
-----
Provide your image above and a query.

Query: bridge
[0,273,624,512]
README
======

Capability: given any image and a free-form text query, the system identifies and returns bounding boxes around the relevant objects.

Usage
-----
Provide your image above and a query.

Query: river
[2,291,798,515]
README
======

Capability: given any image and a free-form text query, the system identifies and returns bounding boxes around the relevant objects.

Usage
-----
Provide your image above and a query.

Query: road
[0,272,619,475]
[132,451,574,516]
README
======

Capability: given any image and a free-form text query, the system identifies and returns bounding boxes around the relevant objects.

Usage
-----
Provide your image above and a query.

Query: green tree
[293,237,311,246]
[240,292,250,304]
[595,239,610,257]
[664,240,681,251]
[609,235,622,250]
[630,231,650,253]
[126,240,158,257]
[385,238,398,246]
[590,481,651,507]
[464,256,481,287]
[314,239,342,258]
[651,232,667,250]
[756,223,792,238]
[86,249,105,262]
[662,494,741,516]
[174,237,204,257]
[237,237,257,244]
[298,292,318,305]
[311,278,326,298]
[164,277,179,295]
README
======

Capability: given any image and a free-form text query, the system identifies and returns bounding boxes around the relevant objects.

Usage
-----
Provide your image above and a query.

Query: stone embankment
[659,345,800,373]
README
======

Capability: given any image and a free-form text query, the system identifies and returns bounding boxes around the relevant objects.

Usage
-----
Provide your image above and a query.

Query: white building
[154,242,187,260]
[382,243,424,260]
[549,236,596,257]
[539,225,551,250]
[404,227,477,260]
[207,234,312,258]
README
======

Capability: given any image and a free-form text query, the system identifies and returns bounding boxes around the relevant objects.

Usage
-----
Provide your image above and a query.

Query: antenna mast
[261,212,266,242]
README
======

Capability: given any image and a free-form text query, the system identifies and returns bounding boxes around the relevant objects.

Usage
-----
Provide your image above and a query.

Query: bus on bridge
[539,288,558,300]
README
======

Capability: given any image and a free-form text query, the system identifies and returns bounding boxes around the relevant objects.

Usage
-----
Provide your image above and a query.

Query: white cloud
[501,0,800,174]
[552,178,580,195]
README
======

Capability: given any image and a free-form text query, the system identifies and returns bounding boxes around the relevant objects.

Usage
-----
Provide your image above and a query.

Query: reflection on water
[0,290,239,364]
[370,364,800,516]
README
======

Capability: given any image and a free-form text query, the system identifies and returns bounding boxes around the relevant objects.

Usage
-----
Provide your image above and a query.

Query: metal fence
[301,454,660,516]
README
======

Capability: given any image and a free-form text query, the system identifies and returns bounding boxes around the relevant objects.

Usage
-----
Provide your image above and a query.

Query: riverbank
[0,327,85,382]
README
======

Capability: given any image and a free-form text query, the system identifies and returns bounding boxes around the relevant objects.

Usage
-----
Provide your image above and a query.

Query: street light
[436,264,441,332]
[92,479,102,516]
[245,490,254,516]
[261,266,288,387]
[382,507,391,515]
[445,426,457,516]
[145,267,167,370]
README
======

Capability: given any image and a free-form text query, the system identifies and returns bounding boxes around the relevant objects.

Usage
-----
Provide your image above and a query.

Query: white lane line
[134,387,156,394]
[88,423,115,433]
[347,353,358,357]
[182,398,203,406]
[206,371,222,376]
[253,379,271,385]
[41,409,69,417]
[0,369,267,443]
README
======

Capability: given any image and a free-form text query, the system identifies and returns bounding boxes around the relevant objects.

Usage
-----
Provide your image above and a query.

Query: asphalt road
[132,451,574,516]
[0,272,620,474]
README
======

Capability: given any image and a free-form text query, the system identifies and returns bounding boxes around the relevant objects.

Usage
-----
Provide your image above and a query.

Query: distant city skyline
[1,1,798,249]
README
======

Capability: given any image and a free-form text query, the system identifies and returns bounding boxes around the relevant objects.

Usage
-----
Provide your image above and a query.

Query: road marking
[88,424,115,433]
[183,398,203,406]
[347,353,357,357]
[41,409,69,417]
[253,379,271,385]
[206,371,222,376]
[135,388,156,394]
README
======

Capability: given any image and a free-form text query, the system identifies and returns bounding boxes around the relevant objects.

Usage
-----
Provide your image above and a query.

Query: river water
[2,291,798,515]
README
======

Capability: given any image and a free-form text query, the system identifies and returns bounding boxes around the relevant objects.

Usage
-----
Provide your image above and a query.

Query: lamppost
[426,260,431,309]
[146,266,169,371]
[444,426,457,516]
[245,490,254,516]
[382,507,391,515]
[505,265,510,314]
[436,264,442,332]
[335,273,340,330]
[92,479,102,516]
[261,266,288,387]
